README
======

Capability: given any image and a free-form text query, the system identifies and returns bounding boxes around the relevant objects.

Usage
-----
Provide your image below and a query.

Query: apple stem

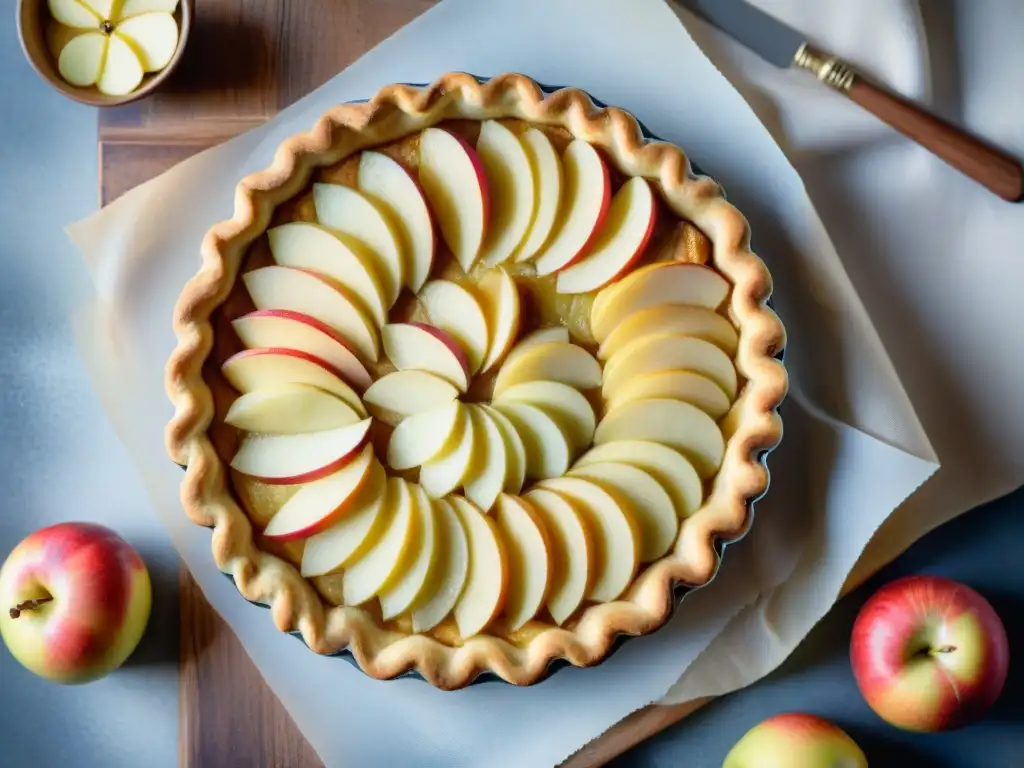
[8,597,53,619]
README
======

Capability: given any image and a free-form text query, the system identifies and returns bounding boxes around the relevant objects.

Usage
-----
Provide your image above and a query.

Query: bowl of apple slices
[18,0,192,106]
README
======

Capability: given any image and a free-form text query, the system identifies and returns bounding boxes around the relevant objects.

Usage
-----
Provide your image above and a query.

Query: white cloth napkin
[63,0,961,765]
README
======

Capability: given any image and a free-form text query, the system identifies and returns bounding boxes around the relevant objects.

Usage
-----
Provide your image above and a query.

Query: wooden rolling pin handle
[794,43,1023,202]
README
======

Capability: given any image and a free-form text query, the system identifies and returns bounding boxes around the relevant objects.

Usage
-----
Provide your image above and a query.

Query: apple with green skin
[850,574,1009,732]
[723,713,867,768]
[0,522,152,684]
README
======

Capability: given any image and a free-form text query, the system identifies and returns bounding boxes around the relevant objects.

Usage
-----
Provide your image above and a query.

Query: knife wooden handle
[794,44,1023,203]
[846,79,1023,202]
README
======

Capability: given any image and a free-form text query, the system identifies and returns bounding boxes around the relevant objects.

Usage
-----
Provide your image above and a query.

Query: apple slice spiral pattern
[214,119,752,639]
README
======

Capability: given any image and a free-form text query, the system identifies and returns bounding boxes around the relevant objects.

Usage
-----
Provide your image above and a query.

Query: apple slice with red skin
[555,177,657,294]
[590,262,730,344]
[515,128,563,262]
[224,383,361,434]
[220,347,366,417]
[382,322,471,392]
[418,280,489,374]
[357,151,435,293]
[533,140,610,275]
[230,417,372,485]
[267,221,391,324]
[231,310,373,392]
[242,265,379,363]
[850,575,1009,732]
[723,714,867,768]
[261,444,375,540]
[477,120,536,267]
[418,127,490,272]
[475,268,521,373]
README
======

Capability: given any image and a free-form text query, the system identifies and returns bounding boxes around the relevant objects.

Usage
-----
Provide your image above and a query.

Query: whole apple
[851,574,1009,732]
[0,522,151,684]
[723,713,867,768]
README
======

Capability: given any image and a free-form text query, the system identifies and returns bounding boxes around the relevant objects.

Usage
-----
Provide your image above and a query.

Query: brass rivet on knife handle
[793,43,856,92]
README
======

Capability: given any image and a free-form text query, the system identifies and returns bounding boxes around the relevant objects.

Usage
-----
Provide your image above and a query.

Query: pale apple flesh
[606,370,732,421]
[411,499,470,633]
[723,713,867,768]
[363,370,459,425]
[230,417,372,485]
[386,401,465,470]
[115,12,179,72]
[494,401,573,481]
[418,128,490,272]
[494,494,551,630]
[603,333,738,401]
[357,151,435,293]
[451,497,508,638]
[462,405,507,513]
[379,484,439,619]
[850,575,1009,732]
[382,323,471,392]
[492,341,602,397]
[418,279,489,374]
[523,488,591,625]
[495,380,596,451]
[0,522,151,684]
[342,478,417,606]
[475,267,522,373]
[597,304,739,360]
[555,176,657,295]
[224,383,361,434]
[477,120,536,267]
[480,405,526,495]
[516,128,563,261]
[419,403,479,499]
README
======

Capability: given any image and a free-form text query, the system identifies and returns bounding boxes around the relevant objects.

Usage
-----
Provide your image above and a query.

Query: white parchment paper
[65,0,948,765]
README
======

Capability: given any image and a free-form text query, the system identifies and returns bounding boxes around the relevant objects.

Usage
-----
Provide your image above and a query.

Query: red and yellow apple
[850,574,1009,732]
[723,713,867,768]
[0,522,151,684]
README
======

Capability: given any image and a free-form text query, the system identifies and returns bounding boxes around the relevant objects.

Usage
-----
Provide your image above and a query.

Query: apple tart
[166,72,787,689]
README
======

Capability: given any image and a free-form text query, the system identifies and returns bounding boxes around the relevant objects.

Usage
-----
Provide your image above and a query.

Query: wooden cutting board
[98,1,884,765]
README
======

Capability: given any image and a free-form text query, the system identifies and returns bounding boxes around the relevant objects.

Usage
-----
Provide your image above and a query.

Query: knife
[677,0,1023,202]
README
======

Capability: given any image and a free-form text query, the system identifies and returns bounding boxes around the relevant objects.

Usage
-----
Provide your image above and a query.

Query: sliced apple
[594,398,725,478]
[262,445,375,539]
[419,403,478,499]
[342,478,418,606]
[357,151,435,293]
[523,488,592,625]
[267,222,389,327]
[462,406,507,512]
[494,326,570,381]
[493,402,572,480]
[243,265,379,363]
[418,128,489,272]
[418,280,489,373]
[515,128,563,261]
[115,12,179,72]
[492,341,602,397]
[119,0,180,17]
[556,177,656,294]
[97,35,144,96]
[450,496,507,638]
[569,461,677,562]
[48,0,99,29]
[382,322,470,392]
[301,459,389,576]
[495,380,595,451]
[311,184,404,305]
[606,370,731,420]
[379,484,439,619]
[220,348,366,417]
[363,370,458,425]
[475,268,521,373]
[603,333,738,401]
[57,32,106,87]
[533,140,611,275]
[231,310,373,391]
[494,494,551,630]
[477,120,535,266]
[79,0,116,16]
[479,405,526,495]
[386,401,464,470]
[536,476,638,603]
[230,417,371,485]
[574,441,703,519]
[591,263,731,343]
[224,383,360,434]
[411,498,470,632]
[598,304,739,360]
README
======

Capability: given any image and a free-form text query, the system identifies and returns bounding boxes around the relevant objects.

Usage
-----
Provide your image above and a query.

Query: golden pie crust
[165,72,787,689]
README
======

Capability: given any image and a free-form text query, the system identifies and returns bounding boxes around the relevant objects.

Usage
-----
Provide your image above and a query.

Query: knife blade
[674,0,1023,202]
[676,0,805,68]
